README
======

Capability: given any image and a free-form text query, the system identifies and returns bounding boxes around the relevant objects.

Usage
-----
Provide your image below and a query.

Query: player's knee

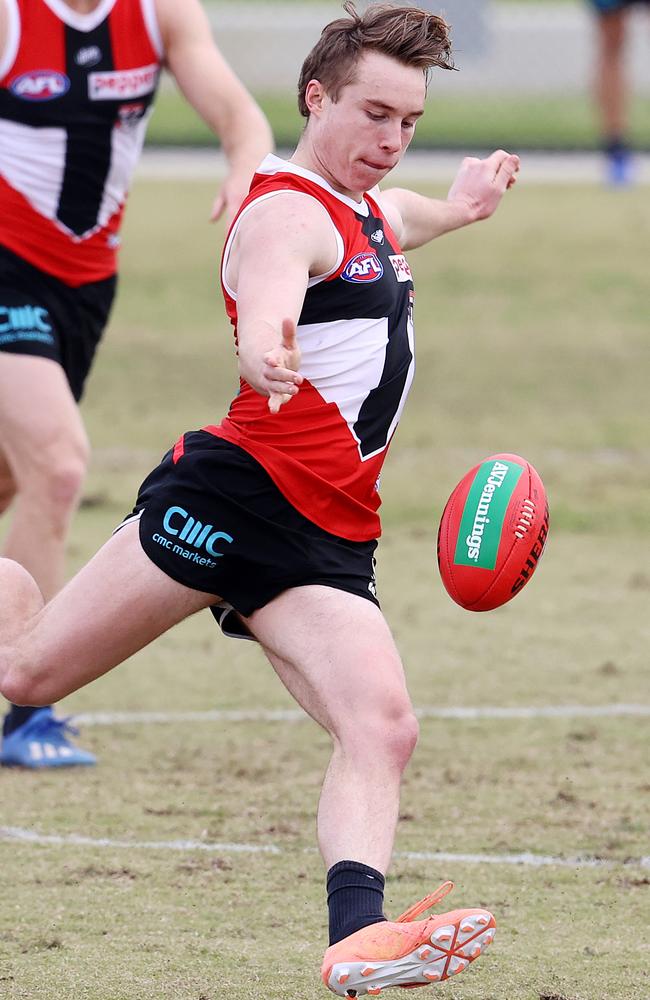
[44,453,88,512]
[0,662,51,708]
[384,707,419,772]
[345,700,419,773]
[25,438,90,517]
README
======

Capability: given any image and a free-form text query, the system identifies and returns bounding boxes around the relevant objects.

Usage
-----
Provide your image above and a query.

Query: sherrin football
[437,454,549,612]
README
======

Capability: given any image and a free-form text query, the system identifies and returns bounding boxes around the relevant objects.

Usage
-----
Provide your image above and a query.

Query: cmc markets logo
[10,70,70,101]
[152,505,233,570]
[341,252,384,283]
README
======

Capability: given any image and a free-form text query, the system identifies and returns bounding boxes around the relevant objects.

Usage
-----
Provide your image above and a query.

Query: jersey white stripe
[0,118,66,220]
[40,0,117,32]
[0,111,152,239]
[98,106,152,229]
[297,311,415,462]
[0,0,20,80]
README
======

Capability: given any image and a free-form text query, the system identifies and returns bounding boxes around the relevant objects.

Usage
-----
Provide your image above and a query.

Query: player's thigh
[13,521,221,704]
[247,584,413,735]
[0,354,89,480]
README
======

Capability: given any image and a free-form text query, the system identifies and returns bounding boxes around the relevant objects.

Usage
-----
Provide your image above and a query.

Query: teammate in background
[588,0,648,185]
[0,3,518,993]
[0,0,272,768]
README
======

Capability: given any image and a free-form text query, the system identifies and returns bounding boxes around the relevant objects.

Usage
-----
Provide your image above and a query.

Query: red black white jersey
[210,154,416,542]
[0,0,163,285]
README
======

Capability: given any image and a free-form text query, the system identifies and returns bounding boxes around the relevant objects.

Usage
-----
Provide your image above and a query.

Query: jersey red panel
[210,155,416,542]
[0,0,162,285]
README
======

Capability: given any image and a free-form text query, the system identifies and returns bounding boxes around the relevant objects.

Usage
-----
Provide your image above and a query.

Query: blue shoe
[0,707,96,768]
[606,147,633,187]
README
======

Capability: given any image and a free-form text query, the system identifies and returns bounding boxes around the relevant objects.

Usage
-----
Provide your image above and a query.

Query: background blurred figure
[0,0,272,769]
[589,0,648,184]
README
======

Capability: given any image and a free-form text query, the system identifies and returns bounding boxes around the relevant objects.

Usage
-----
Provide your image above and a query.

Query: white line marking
[73,704,650,726]
[0,827,280,854]
[0,826,648,870]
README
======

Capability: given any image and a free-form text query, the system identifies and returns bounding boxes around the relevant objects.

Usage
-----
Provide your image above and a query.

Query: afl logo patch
[10,70,70,101]
[341,252,384,283]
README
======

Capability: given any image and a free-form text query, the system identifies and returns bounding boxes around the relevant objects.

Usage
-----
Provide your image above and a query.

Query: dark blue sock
[327,860,386,945]
[605,136,628,157]
[3,705,45,738]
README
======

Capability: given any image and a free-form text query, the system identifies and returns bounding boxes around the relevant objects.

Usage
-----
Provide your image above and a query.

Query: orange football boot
[321,881,495,996]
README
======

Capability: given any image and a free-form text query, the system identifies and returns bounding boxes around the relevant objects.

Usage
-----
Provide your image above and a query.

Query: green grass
[147,84,650,150]
[2,178,650,999]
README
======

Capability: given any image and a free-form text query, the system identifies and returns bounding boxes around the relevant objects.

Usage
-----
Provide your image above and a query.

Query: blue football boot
[0,707,96,768]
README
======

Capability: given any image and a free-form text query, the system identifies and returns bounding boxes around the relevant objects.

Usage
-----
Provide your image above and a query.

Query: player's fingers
[210,192,225,222]
[492,151,520,186]
[263,364,302,384]
[268,391,292,414]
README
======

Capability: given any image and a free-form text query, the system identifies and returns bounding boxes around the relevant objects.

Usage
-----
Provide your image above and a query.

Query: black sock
[3,705,45,738]
[327,860,387,945]
[604,136,628,157]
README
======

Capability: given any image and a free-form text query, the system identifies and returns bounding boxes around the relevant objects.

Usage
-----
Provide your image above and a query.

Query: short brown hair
[297,2,454,119]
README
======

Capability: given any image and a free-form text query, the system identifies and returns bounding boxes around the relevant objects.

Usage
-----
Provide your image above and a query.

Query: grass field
[1,174,649,1000]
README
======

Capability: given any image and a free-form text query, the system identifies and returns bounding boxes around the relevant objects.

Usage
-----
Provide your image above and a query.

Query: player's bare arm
[155,0,273,222]
[380,149,520,250]
[227,193,339,412]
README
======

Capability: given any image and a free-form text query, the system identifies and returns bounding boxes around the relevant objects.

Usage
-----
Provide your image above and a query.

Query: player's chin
[354,161,394,189]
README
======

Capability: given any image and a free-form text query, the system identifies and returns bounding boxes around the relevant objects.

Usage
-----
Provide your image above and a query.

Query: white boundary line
[1,827,648,870]
[73,704,650,726]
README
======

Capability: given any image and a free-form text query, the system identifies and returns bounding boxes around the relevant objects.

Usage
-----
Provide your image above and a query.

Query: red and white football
[437,453,549,612]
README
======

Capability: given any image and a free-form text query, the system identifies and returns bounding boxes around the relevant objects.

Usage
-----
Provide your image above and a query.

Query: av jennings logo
[153,506,232,569]
[454,460,524,570]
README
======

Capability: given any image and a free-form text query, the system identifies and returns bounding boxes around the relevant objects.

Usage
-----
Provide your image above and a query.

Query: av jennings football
[437,454,549,612]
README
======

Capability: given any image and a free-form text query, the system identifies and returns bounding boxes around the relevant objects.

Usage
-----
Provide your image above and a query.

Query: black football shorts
[0,244,116,401]
[117,432,380,638]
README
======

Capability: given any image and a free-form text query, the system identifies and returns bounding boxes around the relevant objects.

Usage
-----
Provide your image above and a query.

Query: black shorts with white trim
[117,433,379,639]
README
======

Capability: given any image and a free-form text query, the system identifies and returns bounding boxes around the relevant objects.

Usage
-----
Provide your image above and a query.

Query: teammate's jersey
[210,154,416,543]
[0,0,163,285]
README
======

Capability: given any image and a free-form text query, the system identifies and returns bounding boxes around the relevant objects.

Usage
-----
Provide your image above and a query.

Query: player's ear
[304,79,326,117]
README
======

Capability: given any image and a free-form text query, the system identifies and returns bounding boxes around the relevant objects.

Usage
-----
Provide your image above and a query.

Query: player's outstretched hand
[263,318,303,414]
[447,150,520,223]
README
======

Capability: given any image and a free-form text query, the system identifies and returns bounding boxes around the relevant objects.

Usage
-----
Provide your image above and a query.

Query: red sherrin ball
[437,453,549,612]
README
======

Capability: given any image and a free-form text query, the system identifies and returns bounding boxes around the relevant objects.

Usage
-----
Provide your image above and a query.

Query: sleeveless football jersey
[210,154,416,542]
[0,0,163,285]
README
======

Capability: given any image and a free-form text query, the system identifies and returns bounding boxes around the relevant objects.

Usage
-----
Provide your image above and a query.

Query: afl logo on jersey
[341,252,384,283]
[10,71,70,101]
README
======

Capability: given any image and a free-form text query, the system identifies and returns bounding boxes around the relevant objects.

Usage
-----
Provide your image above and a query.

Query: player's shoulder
[237,187,334,245]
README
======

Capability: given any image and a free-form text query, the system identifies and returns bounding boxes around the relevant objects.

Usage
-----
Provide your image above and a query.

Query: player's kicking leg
[245,584,496,996]
[0,522,219,708]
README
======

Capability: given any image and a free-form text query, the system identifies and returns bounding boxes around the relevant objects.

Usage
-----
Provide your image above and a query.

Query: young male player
[587,0,649,184]
[0,3,519,993]
[0,0,272,767]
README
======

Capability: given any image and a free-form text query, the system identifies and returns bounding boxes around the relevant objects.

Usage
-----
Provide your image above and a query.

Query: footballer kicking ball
[437,453,549,612]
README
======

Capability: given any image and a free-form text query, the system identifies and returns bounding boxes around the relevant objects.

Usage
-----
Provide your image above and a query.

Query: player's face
[307,51,426,197]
